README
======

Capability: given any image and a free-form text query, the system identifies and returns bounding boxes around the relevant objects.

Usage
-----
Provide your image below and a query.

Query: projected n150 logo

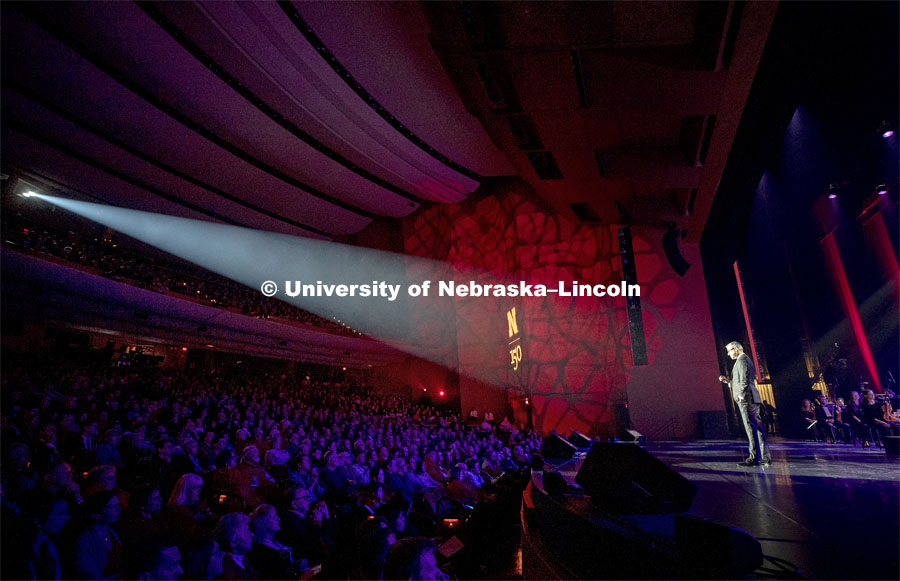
[507,307,523,371]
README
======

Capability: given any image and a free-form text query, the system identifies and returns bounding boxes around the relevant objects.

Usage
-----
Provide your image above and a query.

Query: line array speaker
[617,227,648,365]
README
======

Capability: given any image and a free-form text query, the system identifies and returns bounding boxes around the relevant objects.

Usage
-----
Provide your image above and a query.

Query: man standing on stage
[719,341,772,467]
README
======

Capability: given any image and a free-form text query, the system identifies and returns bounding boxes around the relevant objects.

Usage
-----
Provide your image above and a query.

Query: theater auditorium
[1,2,897,580]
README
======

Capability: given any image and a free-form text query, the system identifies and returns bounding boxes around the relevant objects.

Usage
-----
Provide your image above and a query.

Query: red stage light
[181,347,188,352]
[822,234,882,391]
[439,390,445,397]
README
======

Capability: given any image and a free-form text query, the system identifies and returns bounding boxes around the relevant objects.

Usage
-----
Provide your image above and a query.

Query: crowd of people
[2,214,361,336]
[0,352,541,580]
[800,389,900,446]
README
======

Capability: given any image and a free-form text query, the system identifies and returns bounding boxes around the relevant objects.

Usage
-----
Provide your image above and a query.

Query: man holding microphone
[719,341,772,467]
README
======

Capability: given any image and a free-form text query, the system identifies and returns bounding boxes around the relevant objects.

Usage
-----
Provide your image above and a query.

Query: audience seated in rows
[0,351,541,580]
[2,214,361,337]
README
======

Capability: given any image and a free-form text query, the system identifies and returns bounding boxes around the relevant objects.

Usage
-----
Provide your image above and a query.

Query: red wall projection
[402,180,723,438]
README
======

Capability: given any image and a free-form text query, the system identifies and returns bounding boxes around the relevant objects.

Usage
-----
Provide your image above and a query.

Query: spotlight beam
[26,194,516,386]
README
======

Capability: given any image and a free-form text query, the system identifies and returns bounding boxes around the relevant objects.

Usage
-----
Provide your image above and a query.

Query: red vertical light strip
[821,233,882,391]
[733,261,762,383]
[864,213,900,303]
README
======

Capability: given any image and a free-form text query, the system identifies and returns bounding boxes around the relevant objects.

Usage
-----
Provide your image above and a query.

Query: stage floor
[602,438,900,580]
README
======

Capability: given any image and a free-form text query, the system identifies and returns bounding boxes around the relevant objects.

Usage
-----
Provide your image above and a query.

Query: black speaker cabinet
[541,433,576,459]
[662,228,691,276]
[542,470,568,495]
[574,442,696,514]
[884,436,900,456]
[568,430,593,448]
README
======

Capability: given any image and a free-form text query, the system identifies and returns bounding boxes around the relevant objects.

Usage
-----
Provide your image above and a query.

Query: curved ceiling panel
[3,129,232,226]
[2,5,373,236]
[3,90,331,238]
[28,2,420,217]
[293,1,514,178]
[187,1,479,203]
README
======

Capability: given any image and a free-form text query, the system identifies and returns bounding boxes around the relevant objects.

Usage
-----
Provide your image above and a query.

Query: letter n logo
[507,307,519,338]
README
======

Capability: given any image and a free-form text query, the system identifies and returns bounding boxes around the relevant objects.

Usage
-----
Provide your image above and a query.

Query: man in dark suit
[719,341,772,467]
[277,485,310,557]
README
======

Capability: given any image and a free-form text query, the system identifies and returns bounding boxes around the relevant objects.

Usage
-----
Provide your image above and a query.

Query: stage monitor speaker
[662,228,691,277]
[675,514,763,578]
[884,436,900,456]
[621,429,647,446]
[574,442,696,514]
[568,430,592,448]
[542,470,568,495]
[541,433,576,459]
[698,411,729,439]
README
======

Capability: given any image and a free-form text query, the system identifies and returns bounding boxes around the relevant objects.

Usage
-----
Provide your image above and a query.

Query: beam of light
[733,261,762,383]
[792,279,897,395]
[862,212,900,297]
[27,194,442,349]
[821,233,882,391]
[23,194,542,389]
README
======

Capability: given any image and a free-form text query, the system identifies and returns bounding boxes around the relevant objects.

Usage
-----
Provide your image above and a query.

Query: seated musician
[813,394,837,443]
[800,399,818,439]
[832,398,852,443]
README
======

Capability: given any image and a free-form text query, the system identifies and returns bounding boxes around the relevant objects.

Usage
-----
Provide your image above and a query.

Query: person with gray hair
[719,341,772,466]
[214,512,259,579]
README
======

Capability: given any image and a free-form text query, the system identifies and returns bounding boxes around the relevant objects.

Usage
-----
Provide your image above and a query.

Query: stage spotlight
[879,121,895,138]
[22,190,37,198]
[876,184,889,196]
[826,183,840,199]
